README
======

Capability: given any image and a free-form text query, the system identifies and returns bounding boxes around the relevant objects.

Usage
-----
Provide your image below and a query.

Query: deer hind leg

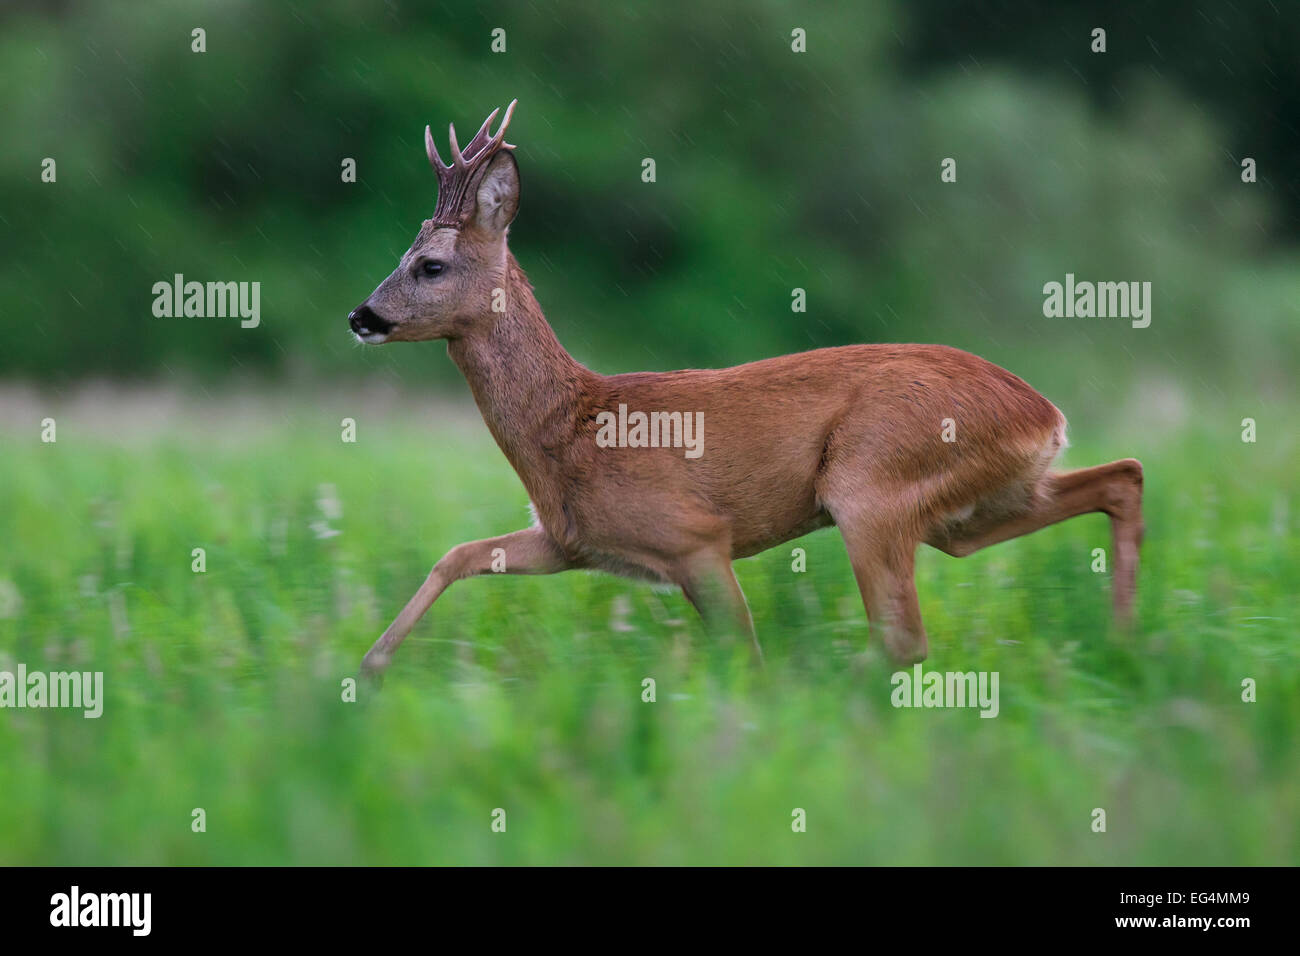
[927,458,1144,625]
[360,526,571,680]
[828,506,929,664]
[673,549,763,666]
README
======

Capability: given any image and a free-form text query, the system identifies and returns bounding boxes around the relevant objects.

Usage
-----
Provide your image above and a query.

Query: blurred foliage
[0,0,1297,406]
[0,395,1296,864]
[905,0,1300,233]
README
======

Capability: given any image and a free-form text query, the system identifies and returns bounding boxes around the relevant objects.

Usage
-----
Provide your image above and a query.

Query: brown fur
[351,106,1144,677]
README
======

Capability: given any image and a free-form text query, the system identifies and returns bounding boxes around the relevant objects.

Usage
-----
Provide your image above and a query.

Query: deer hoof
[359,652,390,689]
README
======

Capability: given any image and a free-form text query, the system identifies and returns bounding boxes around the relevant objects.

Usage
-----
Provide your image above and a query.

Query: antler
[425,100,517,226]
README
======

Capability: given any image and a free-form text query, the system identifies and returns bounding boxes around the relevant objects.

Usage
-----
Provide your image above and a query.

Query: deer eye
[419,260,444,278]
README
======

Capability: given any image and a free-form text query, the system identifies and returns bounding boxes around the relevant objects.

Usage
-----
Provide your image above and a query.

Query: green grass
[0,390,1296,865]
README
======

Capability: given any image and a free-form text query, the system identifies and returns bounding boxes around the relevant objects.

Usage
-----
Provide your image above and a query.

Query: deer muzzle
[349,304,395,343]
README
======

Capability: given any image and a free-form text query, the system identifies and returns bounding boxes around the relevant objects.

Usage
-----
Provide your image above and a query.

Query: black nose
[349,305,394,336]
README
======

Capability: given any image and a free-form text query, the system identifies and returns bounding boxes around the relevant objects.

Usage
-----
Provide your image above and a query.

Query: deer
[348,100,1144,679]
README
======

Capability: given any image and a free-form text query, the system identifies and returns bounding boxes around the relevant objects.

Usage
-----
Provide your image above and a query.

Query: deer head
[349,100,520,343]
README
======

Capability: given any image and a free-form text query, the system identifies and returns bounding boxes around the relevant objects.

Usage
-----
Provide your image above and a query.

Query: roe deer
[348,100,1144,677]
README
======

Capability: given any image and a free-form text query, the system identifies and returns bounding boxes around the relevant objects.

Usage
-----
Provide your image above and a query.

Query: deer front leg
[360,526,570,680]
[674,550,764,667]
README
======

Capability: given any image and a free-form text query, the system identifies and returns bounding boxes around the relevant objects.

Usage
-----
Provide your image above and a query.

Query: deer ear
[471,151,519,234]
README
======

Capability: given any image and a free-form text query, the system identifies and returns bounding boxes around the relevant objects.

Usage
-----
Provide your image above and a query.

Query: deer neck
[447,253,593,488]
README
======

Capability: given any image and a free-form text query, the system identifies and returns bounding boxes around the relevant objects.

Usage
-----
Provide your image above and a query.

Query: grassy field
[0,386,1296,865]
